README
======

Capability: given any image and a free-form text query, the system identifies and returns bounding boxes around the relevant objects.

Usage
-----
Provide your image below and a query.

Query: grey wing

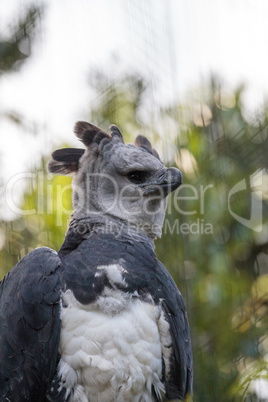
[161,295,193,400]
[147,262,193,400]
[0,247,62,402]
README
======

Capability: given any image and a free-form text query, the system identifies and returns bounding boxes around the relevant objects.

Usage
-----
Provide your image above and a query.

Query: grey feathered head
[48,122,182,239]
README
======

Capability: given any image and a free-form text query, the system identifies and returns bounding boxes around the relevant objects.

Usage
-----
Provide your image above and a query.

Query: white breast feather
[58,264,170,402]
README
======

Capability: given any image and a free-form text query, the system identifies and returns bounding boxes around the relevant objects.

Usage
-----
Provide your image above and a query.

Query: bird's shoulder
[0,246,61,306]
[0,247,62,400]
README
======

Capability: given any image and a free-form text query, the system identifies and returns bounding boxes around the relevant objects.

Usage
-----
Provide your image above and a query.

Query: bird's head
[48,122,182,239]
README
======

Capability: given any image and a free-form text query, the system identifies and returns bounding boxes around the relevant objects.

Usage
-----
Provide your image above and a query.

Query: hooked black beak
[142,167,182,197]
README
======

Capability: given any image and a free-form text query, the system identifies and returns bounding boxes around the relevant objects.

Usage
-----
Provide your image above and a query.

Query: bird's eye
[127,170,149,184]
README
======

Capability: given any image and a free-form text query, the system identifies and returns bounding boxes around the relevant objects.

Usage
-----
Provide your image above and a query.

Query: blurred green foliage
[0,5,42,74]
[157,81,268,401]
[0,12,267,399]
[0,2,44,273]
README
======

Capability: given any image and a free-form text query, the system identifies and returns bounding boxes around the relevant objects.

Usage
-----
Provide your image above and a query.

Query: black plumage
[0,248,61,401]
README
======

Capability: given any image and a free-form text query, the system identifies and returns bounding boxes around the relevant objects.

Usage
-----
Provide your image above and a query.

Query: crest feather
[110,124,124,143]
[135,135,160,159]
[48,148,85,175]
[74,121,111,147]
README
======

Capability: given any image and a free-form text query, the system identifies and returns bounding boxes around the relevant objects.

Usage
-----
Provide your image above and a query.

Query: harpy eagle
[0,122,192,401]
